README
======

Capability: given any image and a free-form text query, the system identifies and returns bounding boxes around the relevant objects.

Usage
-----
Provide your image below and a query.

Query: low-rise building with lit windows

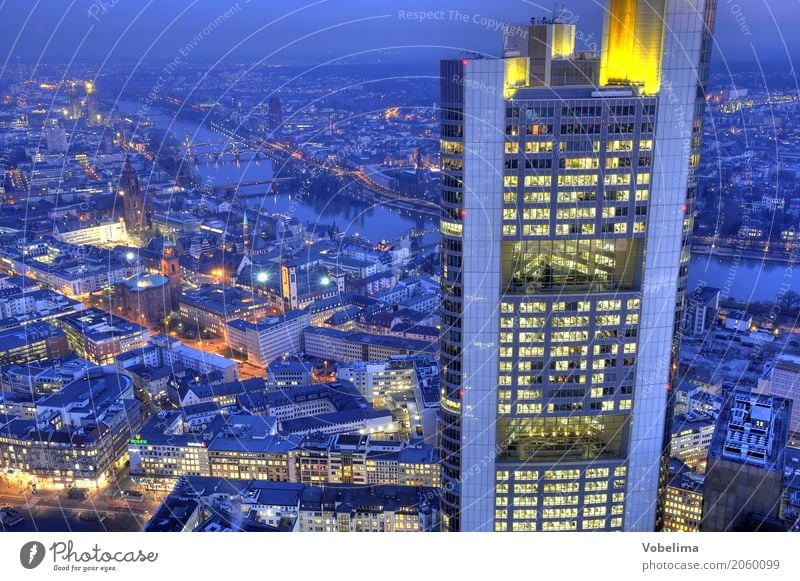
[244,381,397,437]
[297,484,438,532]
[0,240,142,297]
[129,415,437,487]
[53,218,128,247]
[303,326,437,362]
[56,308,150,365]
[670,412,716,472]
[336,355,441,442]
[0,355,99,395]
[0,322,69,365]
[117,334,239,385]
[291,433,439,487]
[226,309,308,366]
[0,370,141,487]
[206,415,293,482]
[148,477,437,532]
[0,286,84,328]
[267,359,313,387]
[171,376,267,409]
[179,284,269,338]
[129,410,214,480]
[662,460,704,532]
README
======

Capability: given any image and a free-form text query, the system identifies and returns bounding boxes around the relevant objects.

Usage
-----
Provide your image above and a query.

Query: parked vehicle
[1,507,24,527]
[78,511,105,523]
[67,487,88,500]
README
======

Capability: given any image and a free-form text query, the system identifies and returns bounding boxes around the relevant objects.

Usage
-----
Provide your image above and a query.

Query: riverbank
[115,99,436,242]
[692,244,799,265]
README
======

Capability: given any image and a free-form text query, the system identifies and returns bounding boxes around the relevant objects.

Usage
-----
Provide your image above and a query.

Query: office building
[57,308,150,365]
[0,322,69,366]
[179,284,269,338]
[0,370,141,487]
[298,484,438,532]
[439,1,716,531]
[0,355,98,395]
[758,355,800,436]
[250,381,396,437]
[53,218,128,247]
[682,286,720,337]
[267,359,314,387]
[0,240,142,297]
[44,121,68,153]
[129,411,212,480]
[303,326,436,362]
[268,96,282,135]
[292,434,440,488]
[669,412,715,472]
[662,459,704,532]
[116,334,239,385]
[226,309,309,366]
[701,392,791,531]
[85,80,101,126]
[147,477,438,532]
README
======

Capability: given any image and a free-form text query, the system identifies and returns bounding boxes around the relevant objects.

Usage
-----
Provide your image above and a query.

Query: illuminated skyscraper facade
[85,81,101,126]
[439,1,716,532]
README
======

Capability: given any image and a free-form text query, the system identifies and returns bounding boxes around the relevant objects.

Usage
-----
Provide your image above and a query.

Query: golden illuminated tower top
[600,0,667,95]
[502,17,599,93]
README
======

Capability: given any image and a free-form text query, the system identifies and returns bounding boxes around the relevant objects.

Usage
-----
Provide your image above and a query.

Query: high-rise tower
[439,1,716,532]
[66,82,82,120]
[85,81,101,126]
[268,96,282,137]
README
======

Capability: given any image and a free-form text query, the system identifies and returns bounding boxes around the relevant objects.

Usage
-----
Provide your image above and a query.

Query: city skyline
[0,1,795,66]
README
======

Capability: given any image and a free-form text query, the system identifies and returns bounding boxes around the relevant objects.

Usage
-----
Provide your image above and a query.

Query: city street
[1,473,162,532]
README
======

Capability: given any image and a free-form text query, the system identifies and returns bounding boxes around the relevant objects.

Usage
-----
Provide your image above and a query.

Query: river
[117,101,794,303]
[116,100,435,243]
[687,253,800,303]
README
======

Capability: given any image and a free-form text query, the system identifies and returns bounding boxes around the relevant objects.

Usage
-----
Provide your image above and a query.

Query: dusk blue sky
[0,0,797,69]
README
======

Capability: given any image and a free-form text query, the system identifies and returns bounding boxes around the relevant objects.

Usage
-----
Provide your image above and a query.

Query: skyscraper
[439,0,716,532]
[85,80,101,126]
[268,96,282,137]
[44,121,68,153]
[66,82,82,120]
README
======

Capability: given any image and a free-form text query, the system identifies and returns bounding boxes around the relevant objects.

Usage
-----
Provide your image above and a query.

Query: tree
[779,289,800,313]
